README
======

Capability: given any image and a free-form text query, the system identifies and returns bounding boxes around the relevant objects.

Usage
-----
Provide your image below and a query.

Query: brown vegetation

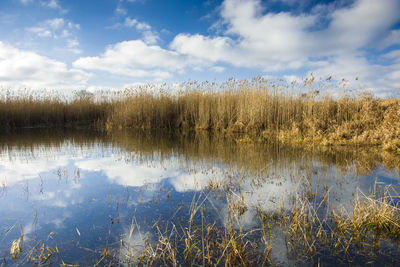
[0,91,110,128]
[1,77,400,151]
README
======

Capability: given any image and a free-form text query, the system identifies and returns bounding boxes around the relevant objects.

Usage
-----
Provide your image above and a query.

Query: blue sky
[0,0,399,96]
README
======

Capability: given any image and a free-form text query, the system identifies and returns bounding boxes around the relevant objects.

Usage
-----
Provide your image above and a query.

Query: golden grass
[122,191,272,266]
[0,92,111,128]
[333,185,400,243]
[10,238,22,259]
[120,182,400,266]
[1,77,400,151]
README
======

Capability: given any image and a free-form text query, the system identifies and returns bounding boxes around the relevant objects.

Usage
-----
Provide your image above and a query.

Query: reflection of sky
[0,142,399,265]
[76,155,227,192]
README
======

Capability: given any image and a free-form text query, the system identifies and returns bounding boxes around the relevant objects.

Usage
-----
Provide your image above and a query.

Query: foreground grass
[1,77,400,151]
[9,181,400,266]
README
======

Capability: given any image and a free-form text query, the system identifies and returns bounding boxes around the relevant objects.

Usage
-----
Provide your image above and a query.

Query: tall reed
[1,77,399,150]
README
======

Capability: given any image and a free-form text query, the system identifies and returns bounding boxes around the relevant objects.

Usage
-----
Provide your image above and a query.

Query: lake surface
[0,129,399,266]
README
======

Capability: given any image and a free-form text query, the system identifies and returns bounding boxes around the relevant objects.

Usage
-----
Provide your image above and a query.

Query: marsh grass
[118,181,400,266]
[8,226,60,266]
[0,91,111,129]
[123,191,272,266]
[332,185,400,246]
[9,173,400,266]
[1,76,400,150]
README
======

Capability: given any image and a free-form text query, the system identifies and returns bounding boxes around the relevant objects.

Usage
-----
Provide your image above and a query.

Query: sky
[0,0,399,97]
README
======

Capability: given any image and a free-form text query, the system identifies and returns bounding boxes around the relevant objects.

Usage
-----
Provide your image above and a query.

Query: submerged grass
[7,168,400,266]
[333,186,400,242]
[119,191,274,266]
[116,183,400,266]
[1,76,400,150]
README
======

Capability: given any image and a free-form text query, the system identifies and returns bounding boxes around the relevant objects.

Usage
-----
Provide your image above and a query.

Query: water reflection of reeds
[0,128,399,179]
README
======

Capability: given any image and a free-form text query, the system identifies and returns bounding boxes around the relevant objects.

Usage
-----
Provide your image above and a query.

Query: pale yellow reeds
[1,77,400,149]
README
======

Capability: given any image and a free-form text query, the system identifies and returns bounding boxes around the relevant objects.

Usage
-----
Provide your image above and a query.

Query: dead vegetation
[1,76,400,151]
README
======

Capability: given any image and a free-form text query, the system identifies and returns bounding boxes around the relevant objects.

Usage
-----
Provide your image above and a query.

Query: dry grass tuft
[333,185,400,242]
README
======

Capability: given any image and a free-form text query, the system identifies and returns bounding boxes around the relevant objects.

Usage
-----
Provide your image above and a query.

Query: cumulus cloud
[65,0,400,93]
[0,42,90,89]
[169,0,400,93]
[73,40,190,80]
[177,0,399,62]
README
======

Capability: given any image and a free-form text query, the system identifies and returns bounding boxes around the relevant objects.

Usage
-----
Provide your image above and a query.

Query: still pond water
[0,129,399,266]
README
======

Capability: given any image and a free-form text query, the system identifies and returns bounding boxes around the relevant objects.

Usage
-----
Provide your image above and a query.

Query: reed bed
[0,90,110,128]
[1,76,400,151]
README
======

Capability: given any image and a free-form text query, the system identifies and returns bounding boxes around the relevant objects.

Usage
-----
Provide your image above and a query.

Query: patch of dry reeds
[1,77,400,150]
[128,191,271,266]
[0,90,111,129]
[333,185,400,244]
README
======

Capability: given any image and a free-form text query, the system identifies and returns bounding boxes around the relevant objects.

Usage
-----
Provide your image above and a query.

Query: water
[0,129,399,266]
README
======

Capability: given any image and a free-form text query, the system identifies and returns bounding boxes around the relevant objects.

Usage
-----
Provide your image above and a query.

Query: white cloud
[171,34,232,64]
[73,40,190,80]
[27,18,82,54]
[115,4,127,15]
[319,0,399,52]
[173,0,399,64]
[67,38,82,54]
[75,155,226,192]
[136,22,151,31]
[122,82,146,89]
[0,149,69,185]
[40,0,66,12]
[379,29,400,49]
[18,0,66,11]
[384,50,400,63]
[27,18,80,39]
[115,0,145,16]
[45,0,59,9]
[68,0,400,93]
[0,42,90,89]
[123,17,160,45]
[170,0,317,70]
[124,17,137,27]
[169,0,400,93]
[210,66,225,73]
[142,31,159,45]
[169,169,225,192]
[75,155,178,187]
